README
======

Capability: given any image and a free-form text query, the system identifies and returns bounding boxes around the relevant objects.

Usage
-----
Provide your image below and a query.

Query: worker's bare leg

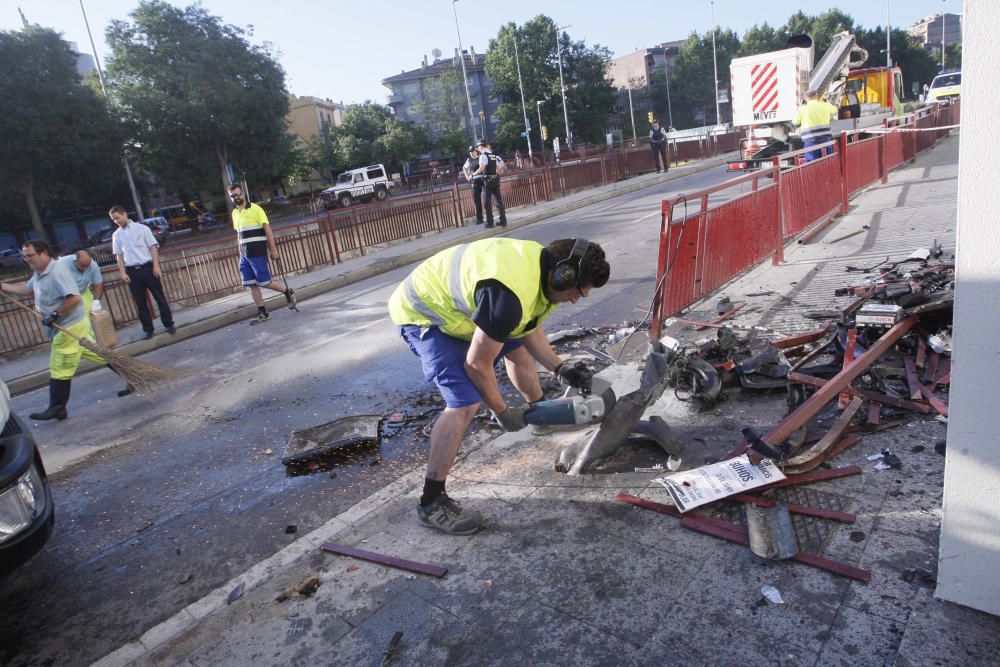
[263,278,288,293]
[504,347,544,403]
[426,404,479,480]
[249,285,264,307]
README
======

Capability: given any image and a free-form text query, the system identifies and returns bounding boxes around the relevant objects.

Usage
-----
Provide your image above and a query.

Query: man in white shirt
[109,205,175,340]
[462,145,485,225]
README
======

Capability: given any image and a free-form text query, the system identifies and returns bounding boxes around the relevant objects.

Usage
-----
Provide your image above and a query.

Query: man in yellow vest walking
[389,237,611,534]
[793,89,839,163]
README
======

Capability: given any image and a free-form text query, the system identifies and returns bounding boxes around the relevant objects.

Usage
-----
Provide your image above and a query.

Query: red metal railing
[650,101,960,337]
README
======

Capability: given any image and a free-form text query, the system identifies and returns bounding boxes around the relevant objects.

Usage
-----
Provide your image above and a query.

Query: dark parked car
[0,249,24,270]
[0,380,54,574]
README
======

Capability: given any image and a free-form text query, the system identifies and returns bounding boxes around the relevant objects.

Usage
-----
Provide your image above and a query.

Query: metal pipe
[627,73,637,146]
[710,0,721,125]
[513,32,533,158]
[80,0,145,222]
[452,0,478,143]
[664,48,674,129]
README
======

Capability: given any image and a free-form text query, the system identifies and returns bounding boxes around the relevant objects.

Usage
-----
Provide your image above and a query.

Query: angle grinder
[522,377,616,428]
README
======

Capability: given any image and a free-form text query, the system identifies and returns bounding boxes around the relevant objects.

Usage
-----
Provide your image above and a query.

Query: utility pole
[663,47,674,129]
[80,0,145,222]
[556,24,573,149]
[627,73,637,147]
[452,0,479,143]
[536,100,545,164]
[710,0,721,125]
[887,0,893,68]
[941,6,947,69]
[512,31,533,159]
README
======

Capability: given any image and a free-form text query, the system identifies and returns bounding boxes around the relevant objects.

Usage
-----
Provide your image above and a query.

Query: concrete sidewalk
[96,135,1000,666]
[1,154,732,397]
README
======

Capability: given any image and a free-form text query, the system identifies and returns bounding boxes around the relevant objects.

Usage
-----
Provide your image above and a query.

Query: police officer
[649,119,669,173]
[793,89,839,163]
[472,140,507,228]
[462,145,485,225]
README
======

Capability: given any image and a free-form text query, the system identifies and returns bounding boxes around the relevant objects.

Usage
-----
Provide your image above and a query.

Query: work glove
[556,360,594,394]
[90,299,103,314]
[493,407,527,432]
[41,311,59,328]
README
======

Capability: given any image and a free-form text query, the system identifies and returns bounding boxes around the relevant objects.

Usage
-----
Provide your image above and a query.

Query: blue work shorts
[398,325,525,408]
[239,255,272,286]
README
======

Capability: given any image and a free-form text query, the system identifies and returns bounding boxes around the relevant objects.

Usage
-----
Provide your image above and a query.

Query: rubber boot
[29,379,71,421]
[108,366,134,397]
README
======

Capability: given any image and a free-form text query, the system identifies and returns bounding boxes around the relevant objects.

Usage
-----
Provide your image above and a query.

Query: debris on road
[281,415,382,467]
[760,585,785,604]
[320,543,448,578]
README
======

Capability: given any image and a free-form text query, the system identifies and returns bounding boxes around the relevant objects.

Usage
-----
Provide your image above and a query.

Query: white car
[321,164,394,209]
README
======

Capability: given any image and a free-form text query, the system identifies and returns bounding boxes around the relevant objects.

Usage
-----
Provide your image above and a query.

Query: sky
[3,1,962,105]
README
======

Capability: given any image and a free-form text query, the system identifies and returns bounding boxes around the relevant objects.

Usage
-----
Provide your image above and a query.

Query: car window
[367,168,384,180]
[931,74,960,88]
[354,173,364,184]
[337,173,352,184]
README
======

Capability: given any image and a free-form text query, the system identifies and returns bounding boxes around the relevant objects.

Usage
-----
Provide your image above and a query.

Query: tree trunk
[23,178,49,243]
[216,144,232,213]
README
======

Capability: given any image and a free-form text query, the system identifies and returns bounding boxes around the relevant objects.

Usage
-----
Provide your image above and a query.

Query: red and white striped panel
[751,62,779,113]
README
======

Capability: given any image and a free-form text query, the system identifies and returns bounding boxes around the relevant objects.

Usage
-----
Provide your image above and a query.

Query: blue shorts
[240,255,272,286]
[399,325,525,408]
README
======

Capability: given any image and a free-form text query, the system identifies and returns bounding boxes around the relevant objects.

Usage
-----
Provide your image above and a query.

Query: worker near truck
[793,89,839,163]
[389,237,611,535]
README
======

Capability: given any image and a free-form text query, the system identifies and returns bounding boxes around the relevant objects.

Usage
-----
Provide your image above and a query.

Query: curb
[6,154,731,397]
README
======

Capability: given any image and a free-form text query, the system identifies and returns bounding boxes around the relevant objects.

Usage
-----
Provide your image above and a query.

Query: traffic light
[541,125,548,141]
[648,111,654,123]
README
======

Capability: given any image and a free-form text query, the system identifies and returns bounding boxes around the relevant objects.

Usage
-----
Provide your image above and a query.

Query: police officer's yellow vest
[388,238,557,341]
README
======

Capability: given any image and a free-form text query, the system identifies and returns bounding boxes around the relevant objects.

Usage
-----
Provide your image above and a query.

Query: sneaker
[417,494,483,535]
[250,311,270,325]
[284,288,297,310]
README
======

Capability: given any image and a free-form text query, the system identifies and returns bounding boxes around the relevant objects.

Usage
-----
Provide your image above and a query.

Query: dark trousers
[126,262,173,333]
[471,179,484,223]
[483,176,506,226]
[651,143,668,172]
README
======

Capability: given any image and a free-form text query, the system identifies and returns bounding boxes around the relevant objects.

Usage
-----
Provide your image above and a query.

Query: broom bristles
[79,338,188,393]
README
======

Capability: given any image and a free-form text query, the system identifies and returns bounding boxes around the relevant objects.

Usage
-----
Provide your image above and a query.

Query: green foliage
[668,29,740,127]
[738,22,786,56]
[0,27,122,240]
[105,1,291,201]
[324,103,430,174]
[410,70,472,141]
[486,16,615,151]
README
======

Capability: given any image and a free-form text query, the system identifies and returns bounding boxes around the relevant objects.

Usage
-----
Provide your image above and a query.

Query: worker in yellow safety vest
[793,89,839,163]
[388,237,611,535]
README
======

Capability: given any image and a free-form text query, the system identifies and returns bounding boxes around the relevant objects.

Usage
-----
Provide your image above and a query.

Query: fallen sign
[653,454,785,512]
[320,543,447,578]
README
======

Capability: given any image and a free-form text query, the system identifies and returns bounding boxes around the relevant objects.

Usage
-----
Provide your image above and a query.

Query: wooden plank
[923,351,940,385]
[868,400,881,426]
[933,357,951,386]
[782,435,862,475]
[785,398,865,468]
[732,494,856,523]
[787,372,930,413]
[915,335,927,370]
[840,328,858,408]
[320,543,448,578]
[918,383,949,418]
[764,316,917,446]
[771,326,834,350]
[679,517,871,582]
[615,493,683,517]
[759,465,863,491]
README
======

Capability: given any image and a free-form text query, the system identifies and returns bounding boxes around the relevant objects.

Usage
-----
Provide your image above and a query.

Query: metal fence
[1,130,738,356]
[651,101,960,337]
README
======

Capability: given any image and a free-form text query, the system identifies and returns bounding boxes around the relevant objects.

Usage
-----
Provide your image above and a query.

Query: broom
[0,291,187,393]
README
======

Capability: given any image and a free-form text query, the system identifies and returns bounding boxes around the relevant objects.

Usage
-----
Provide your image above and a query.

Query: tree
[105,1,291,208]
[739,22,786,56]
[325,103,429,175]
[410,70,472,140]
[667,29,741,127]
[0,28,121,241]
[486,16,616,151]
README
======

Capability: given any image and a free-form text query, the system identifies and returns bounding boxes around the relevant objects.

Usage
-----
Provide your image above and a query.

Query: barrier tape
[862,124,961,134]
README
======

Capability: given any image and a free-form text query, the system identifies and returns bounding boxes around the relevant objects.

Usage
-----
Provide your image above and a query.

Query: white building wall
[936,0,1000,616]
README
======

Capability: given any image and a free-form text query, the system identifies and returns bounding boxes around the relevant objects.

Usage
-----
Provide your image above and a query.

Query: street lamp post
[887,0,893,67]
[627,73,637,147]
[536,100,545,164]
[710,0,721,126]
[80,0,145,222]
[941,6,947,69]
[452,0,479,143]
[556,24,573,149]
[663,47,674,129]
[512,32,533,159]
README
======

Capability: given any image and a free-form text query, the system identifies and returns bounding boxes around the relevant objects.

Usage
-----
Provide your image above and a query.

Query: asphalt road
[0,164,747,665]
